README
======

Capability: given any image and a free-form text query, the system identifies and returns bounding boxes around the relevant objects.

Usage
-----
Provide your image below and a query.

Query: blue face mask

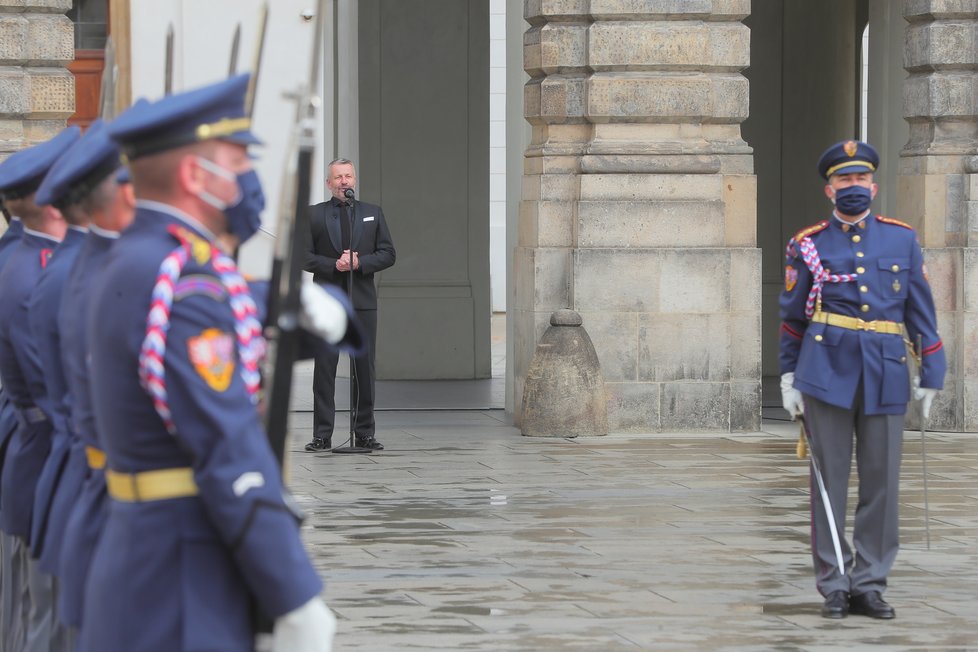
[195,157,266,244]
[224,170,265,244]
[833,185,872,216]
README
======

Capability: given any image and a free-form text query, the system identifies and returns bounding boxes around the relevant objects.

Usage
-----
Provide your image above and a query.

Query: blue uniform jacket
[779,214,946,415]
[28,225,88,573]
[0,218,24,503]
[0,228,60,541]
[81,204,321,652]
[57,226,118,627]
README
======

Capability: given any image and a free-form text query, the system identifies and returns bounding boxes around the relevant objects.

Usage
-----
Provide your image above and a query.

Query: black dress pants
[312,308,377,442]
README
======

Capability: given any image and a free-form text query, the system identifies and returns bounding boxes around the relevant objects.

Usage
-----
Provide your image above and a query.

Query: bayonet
[798,416,847,579]
[228,23,241,76]
[244,3,269,118]
[164,23,174,95]
[98,37,117,120]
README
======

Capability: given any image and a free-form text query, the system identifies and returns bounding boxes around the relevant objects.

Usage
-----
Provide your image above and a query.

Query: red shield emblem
[785,266,798,292]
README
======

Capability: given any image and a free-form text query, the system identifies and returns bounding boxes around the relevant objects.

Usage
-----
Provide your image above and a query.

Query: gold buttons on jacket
[856,251,865,258]
[860,285,868,293]
[861,304,870,313]
[856,266,865,274]
[900,356,907,363]
[815,335,823,342]
[852,235,862,243]
[891,264,899,272]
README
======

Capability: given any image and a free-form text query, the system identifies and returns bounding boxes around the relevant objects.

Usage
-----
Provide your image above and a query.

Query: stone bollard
[521,309,607,438]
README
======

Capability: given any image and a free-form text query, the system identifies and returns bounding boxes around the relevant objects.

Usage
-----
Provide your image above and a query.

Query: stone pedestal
[521,309,607,437]
[898,2,978,430]
[0,1,74,160]
[515,1,760,432]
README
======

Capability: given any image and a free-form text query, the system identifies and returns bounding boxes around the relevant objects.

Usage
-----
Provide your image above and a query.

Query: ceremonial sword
[797,415,846,578]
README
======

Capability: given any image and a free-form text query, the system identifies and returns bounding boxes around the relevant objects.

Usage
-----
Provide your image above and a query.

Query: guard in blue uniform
[53,129,134,639]
[82,74,340,652]
[779,140,946,620]
[29,120,133,649]
[0,126,79,652]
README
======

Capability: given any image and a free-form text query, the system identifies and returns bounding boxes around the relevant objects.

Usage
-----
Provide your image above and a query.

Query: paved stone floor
[286,412,978,651]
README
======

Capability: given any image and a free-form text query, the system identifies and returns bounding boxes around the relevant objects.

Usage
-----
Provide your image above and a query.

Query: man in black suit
[304,159,395,451]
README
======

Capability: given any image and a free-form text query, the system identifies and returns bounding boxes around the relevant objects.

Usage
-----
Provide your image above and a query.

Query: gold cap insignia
[844,140,858,157]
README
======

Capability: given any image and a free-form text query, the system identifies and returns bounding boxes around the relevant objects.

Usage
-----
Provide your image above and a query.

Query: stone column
[899,1,978,431]
[0,0,74,160]
[516,0,760,432]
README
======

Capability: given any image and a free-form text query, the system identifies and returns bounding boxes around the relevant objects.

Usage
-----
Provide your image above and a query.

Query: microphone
[343,188,355,200]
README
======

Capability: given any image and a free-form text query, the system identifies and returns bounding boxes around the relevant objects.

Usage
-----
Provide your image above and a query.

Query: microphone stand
[331,190,371,455]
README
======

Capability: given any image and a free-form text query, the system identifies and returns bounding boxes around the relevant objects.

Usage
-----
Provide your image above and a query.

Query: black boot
[304,437,331,452]
[356,434,384,450]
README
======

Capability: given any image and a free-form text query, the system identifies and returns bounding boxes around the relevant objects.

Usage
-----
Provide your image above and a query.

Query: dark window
[67,0,108,50]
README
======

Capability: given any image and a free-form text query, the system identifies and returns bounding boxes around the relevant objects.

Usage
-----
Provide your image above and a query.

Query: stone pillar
[898,2,978,431]
[516,0,760,432]
[0,0,74,160]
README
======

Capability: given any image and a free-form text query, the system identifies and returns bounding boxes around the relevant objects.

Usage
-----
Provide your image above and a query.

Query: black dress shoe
[849,591,895,619]
[821,591,849,619]
[304,437,331,452]
[356,434,384,450]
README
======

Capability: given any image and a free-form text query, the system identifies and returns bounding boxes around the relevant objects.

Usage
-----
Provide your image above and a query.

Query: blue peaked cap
[0,127,81,200]
[36,119,122,207]
[817,140,880,180]
[108,73,261,160]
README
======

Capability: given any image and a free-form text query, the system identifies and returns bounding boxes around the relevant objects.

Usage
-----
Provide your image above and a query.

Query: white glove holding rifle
[913,374,938,420]
[272,596,336,652]
[780,372,804,419]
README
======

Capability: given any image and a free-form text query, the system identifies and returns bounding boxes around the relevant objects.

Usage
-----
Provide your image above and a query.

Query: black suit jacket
[304,198,396,310]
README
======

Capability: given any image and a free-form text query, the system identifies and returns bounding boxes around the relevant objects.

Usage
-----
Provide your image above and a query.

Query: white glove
[299,281,348,345]
[912,375,938,420]
[272,596,336,652]
[780,372,804,419]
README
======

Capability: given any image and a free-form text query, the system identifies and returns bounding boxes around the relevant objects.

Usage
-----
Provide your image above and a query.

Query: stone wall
[0,0,73,163]
[898,1,978,430]
[516,1,760,432]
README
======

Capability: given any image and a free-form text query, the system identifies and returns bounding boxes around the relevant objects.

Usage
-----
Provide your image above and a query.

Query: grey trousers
[22,554,55,652]
[803,393,904,597]
[1,534,26,652]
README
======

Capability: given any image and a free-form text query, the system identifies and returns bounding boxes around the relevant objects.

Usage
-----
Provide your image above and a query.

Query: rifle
[164,23,174,94]
[262,0,327,469]
[228,23,241,76]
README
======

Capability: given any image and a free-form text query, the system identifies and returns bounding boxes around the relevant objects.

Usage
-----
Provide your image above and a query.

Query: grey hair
[327,158,356,174]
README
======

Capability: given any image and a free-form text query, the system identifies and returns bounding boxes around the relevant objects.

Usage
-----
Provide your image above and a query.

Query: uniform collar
[89,224,120,239]
[22,226,62,244]
[832,211,871,233]
[135,199,219,243]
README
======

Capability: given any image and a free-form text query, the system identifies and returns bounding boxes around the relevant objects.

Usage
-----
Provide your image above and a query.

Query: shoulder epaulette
[166,224,212,265]
[876,215,913,230]
[792,220,829,242]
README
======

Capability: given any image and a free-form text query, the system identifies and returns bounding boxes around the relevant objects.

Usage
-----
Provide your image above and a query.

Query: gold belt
[811,311,903,335]
[106,467,198,503]
[85,446,106,470]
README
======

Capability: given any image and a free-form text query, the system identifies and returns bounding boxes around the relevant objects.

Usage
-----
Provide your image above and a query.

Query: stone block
[25,13,72,62]
[904,22,978,70]
[28,69,73,118]
[729,381,760,431]
[525,75,588,123]
[904,1,978,21]
[22,118,62,142]
[962,311,978,378]
[588,22,748,72]
[524,0,589,23]
[964,248,978,311]
[965,378,978,432]
[936,310,958,377]
[659,249,730,312]
[0,16,27,61]
[578,310,639,381]
[580,173,722,201]
[21,1,73,11]
[0,70,29,115]
[587,72,749,123]
[723,174,756,246]
[519,200,575,248]
[605,381,660,433]
[578,199,725,247]
[637,313,731,382]
[924,246,958,312]
[514,245,572,311]
[660,382,730,430]
[905,74,978,119]
[574,248,659,311]
[525,23,587,74]
[896,173,947,247]
[729,312,760,381]
[588,0,749,19]
[0,118,24,143]
[728,248,760,312]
